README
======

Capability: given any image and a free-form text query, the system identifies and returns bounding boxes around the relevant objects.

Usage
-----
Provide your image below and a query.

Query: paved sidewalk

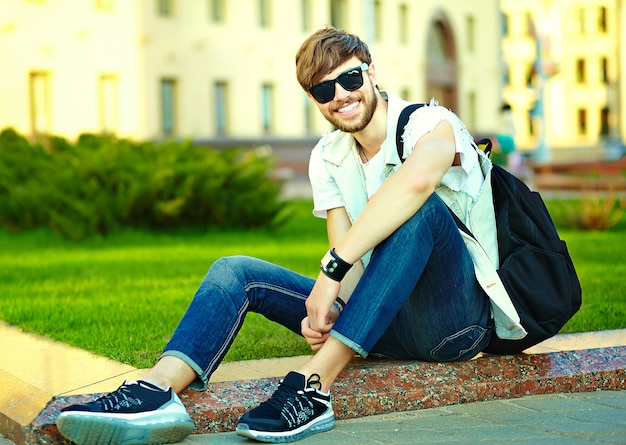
[3,391,624,445]
[186,390,626,444]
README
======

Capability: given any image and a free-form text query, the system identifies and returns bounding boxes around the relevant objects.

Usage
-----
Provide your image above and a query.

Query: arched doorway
[426,11,458,111]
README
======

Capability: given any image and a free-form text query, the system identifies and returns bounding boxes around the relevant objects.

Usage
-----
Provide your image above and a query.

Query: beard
[323,79,378,133]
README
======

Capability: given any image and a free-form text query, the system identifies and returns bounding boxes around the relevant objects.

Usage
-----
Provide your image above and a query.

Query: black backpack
[396,104,582,354]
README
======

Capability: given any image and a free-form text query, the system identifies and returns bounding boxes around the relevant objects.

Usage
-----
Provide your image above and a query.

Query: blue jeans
[162,194,493,389]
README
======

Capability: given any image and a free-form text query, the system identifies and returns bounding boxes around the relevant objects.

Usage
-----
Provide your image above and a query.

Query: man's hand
[305,271,341,334]
[301,316,330,351]
[301,281,342,352]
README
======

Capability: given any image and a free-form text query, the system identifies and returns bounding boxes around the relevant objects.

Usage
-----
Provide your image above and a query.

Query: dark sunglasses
[308,62,369,104]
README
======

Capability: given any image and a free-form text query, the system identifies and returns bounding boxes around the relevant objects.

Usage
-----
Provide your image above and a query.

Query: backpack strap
[447,206,475,239]
[395,103,494,161]
[395,103,425,161]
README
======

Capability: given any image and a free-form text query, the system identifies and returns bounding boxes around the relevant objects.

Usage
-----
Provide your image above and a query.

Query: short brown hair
[295,27,372,91]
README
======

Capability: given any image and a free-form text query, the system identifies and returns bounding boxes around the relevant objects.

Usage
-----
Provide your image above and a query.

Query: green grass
[0,200,326,368]
[0,199,624,369]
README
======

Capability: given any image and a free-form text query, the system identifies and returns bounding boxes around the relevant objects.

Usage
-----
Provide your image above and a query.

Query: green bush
[545,196,626,232]
[0,128,286,239]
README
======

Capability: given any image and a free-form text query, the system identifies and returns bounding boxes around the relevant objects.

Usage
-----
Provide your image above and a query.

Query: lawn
[0,199,624,369]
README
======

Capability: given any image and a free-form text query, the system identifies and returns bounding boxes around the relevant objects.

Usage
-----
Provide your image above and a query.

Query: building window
[98,74,118,134]
[598,6,607,33]
[300,0,311,32]
[95,0,114,11]
[503,63,511,86]
[398,4,408,44]
[157,0,173,17]
[577,108,587,135]
[214,81,228,137]
[427,21,448,62]
[258,0,271,28]
[600,107,609,136]
[373,1,382,42]
[467,91,477,131]
[29,71,51,135]
[600,57,608,84]
[576,58,586,83]
[466,15,475,52]
[303,94,313,134]
[261,83,274,134]
[330,0,347,29]
[209,0,225,22]
[160,78,177,136]
[501,12,510,37]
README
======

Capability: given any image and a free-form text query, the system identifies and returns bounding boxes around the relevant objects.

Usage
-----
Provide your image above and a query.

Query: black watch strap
[320,248,352,282]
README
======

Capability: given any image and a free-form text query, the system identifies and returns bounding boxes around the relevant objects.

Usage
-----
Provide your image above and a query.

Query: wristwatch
[320,248,352,282]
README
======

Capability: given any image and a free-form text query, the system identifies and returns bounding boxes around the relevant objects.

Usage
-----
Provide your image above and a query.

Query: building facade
[501,0,625,159]
[0,0,502,144]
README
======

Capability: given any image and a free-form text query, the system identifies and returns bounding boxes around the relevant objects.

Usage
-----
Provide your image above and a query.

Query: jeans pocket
[429,325,490,361]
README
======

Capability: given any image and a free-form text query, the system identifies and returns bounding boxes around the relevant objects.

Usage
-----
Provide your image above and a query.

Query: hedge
[0,128,287,240]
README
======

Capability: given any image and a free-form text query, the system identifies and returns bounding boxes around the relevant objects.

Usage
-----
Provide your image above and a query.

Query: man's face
[309,57,378,133]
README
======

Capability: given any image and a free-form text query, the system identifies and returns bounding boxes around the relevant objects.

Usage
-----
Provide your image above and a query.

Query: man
[57,27,523,445]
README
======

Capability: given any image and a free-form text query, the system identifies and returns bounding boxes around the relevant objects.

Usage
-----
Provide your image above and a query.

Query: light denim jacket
[308,95,527,341]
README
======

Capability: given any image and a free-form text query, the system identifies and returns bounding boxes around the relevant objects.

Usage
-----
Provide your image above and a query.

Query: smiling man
[57,27,523,445]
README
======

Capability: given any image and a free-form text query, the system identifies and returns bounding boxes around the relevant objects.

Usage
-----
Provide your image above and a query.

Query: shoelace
[96,385,143,411]
[265,374,321,413]
[306,374,322,390]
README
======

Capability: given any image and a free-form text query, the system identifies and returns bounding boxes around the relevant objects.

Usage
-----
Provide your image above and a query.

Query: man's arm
[327,207,364,302]
[334,118,456,264]
[305,119,456,333]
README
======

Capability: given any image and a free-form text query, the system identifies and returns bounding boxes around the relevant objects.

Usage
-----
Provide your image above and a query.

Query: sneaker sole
[57,411,195,445]
[235,410,335,443]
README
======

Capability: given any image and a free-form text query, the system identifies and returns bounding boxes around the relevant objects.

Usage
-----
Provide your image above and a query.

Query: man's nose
[333,82,352,101]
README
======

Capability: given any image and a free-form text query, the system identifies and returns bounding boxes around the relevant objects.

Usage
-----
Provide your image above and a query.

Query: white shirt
[360,148,386,198]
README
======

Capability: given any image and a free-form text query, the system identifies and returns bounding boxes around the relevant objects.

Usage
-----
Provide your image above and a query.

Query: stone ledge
[22,345,626,444]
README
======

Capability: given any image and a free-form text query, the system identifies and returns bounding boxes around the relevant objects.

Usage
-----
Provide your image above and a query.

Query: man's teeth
[338,101,359,113]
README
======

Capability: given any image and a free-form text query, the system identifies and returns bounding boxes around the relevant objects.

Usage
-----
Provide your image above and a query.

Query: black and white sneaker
[56,380,194,445]
[236,371,335,443]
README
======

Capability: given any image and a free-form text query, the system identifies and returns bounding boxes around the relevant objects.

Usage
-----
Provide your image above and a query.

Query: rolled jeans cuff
[330,329,369,358]
[159,350,207,391]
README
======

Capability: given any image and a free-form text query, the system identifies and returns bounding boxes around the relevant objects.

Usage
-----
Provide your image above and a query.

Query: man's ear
[367,62,377,83]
